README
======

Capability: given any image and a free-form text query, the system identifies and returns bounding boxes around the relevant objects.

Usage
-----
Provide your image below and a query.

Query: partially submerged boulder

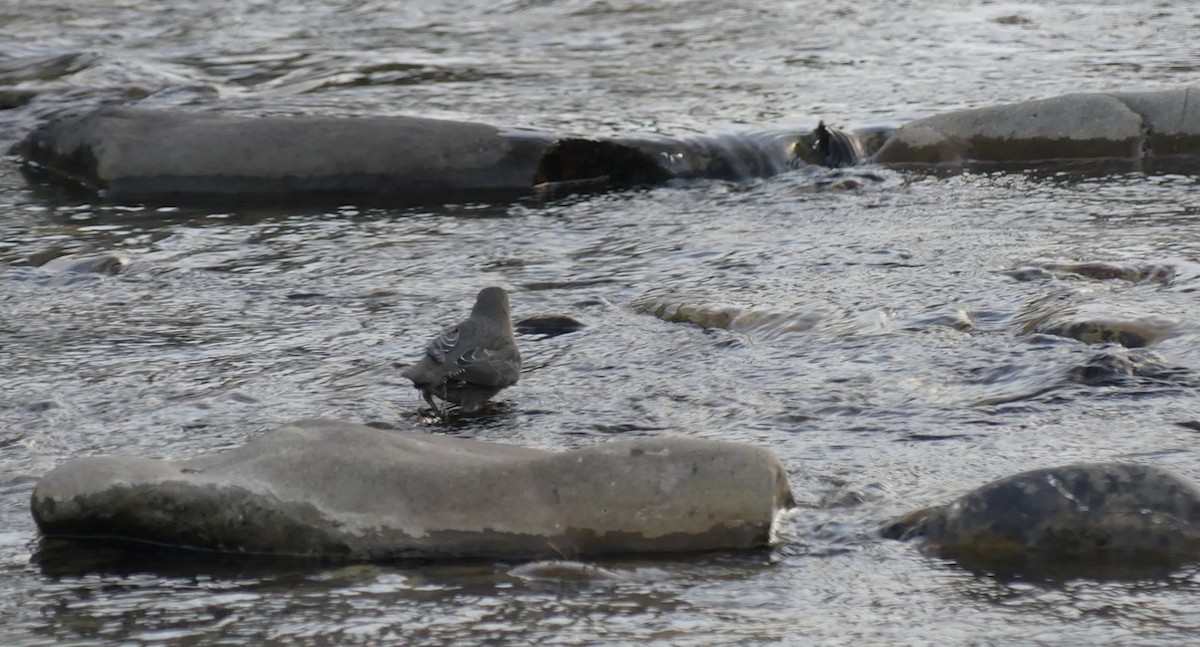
[17,107,559,204]
[884,463,1200,564]
[1005,260,1175,285]
[873,88,1200,166]
[31,419,794,560]
[18,89,1200,206]
[632,295,829,337]
[15,107,845,205]
[1012,291,1181,348]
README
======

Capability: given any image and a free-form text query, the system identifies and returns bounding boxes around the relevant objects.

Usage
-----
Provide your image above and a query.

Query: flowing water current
[3,0,1200,644]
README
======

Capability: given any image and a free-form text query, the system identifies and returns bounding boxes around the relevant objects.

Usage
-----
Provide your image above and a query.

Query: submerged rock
[884,463,1200,563]
[633,296,828,337]
[1030,312,1179,348]
[39,252,130,277]
[508,559,625,583]
[1006,260,1175,285]
[30,419,794,560]
[15,89,1200,207]
[514,315,587,338]
[1013,291,1180,348]
[1066,347,1184,387]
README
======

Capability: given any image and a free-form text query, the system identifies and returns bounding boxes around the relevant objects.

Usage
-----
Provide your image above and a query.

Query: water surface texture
[4,0,1200,644]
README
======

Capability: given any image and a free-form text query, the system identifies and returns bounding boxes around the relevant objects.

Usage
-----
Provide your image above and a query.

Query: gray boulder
[31,419,794,560]
[884,463,1200,562]
[15,107,835,205]
[873,88,1200,165]
[17,106,558,203]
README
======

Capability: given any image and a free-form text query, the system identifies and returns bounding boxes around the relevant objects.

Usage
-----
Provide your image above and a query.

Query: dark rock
[514,315,587,337]
[0,88,38,110]
[885,463,1200,563]
[532,138,670,194]
[15,106,557,204]
[14,107,840,206]
[31,418,795,560]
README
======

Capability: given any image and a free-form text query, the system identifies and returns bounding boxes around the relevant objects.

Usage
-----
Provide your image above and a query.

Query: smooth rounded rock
[30,419,795,560]
[15,107,836,205]
[39,252,130,276]
[884,463,1200,561]
[873,92,1145,165]
[871,89,1200,167]
[17,106,558,203]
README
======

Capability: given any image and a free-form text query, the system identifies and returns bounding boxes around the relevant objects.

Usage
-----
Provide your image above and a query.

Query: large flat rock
[17,107,558,203]
[21,89,1196,206]
[872,88,1200,166]
[14,107,825,204]
[31,419,795,560]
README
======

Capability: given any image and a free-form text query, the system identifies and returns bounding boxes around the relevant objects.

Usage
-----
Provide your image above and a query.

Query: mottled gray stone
[885,463,1200,560]
[31,419,794,560]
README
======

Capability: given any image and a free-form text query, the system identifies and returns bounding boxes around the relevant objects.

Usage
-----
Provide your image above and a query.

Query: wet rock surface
[873,88,1200,167]
[632,295,830,338]
[15,89,1200,208]
[13,107,825,205]
[31,418,794,560]
[1013,292,1181,348]
[883,463,1200,573]
[1005,260,1176,285]
[16,106,558,204]
[884,463,1200,565]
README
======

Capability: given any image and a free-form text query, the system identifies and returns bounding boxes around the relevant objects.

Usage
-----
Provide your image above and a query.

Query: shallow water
[4,0,1200,644]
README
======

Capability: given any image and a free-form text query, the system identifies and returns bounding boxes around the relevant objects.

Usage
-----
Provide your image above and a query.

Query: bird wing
[425,325,460,363]
[448,344,520,387]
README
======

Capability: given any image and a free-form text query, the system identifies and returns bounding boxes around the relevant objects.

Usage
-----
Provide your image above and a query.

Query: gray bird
[402,286,521,414]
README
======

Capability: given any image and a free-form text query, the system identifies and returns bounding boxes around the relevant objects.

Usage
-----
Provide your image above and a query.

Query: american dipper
[402,286,521,414]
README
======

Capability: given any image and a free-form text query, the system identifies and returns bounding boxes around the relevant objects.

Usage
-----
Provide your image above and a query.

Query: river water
[3,0,1200,644]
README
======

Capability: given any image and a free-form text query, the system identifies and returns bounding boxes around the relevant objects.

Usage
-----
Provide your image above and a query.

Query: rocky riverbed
[5,0,1200,644]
